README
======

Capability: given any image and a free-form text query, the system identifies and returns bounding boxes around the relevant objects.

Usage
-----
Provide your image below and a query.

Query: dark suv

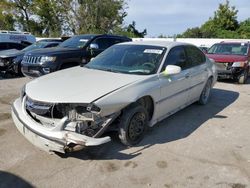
[0,39,62,75]
[206,42,250,84]
[21,34,131,77]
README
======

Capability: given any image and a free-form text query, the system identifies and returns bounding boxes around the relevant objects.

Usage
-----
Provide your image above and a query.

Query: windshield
[85,44,166,75]
[58,36,90,48]
[208,43,248,56]
[21,42,50,52]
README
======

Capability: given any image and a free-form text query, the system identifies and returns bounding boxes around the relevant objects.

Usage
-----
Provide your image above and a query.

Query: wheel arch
[122,95,155,121]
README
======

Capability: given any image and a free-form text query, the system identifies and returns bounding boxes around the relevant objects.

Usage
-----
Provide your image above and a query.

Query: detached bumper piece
[11,98,111,153]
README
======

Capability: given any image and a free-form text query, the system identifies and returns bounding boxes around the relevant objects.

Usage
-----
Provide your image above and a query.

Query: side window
[161,46,187,72]
[185,45,206,68]
[0,43,7,50]
[9,43,24,50]
[45,43,59,48]
[93,38,112,50]
[109,38,123,46]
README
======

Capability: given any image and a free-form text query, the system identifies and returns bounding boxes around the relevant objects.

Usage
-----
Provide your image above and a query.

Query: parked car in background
[0,39,62,75]
[206,41,250,84]
[21,34,132,78]
[0,30,35,51]
[12,41,217,153]
[199,46,209,53]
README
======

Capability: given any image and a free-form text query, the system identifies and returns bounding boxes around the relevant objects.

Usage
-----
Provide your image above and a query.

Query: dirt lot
[0,75,249,188]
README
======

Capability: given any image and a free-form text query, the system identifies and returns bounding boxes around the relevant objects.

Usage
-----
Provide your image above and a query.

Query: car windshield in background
[85,44,166,75]
[21,42,51,52]
[208,43,248,56]
[58,36,90,48]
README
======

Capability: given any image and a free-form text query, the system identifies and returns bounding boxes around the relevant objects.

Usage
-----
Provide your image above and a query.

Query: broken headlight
[0,58,9,66]
[20,84,26,99]
[87,103,101,113]
[232,61,247,68]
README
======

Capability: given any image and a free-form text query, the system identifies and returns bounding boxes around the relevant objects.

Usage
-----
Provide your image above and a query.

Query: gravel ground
[0,75,249,188]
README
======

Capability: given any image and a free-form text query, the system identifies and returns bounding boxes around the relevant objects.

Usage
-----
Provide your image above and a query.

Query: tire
[198,78,212,105]
[238,70,248,84]
[118,104,148,146]
[16,64,24,76]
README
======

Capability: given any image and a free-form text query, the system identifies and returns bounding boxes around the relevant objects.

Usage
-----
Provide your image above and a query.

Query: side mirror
[164,65,181,75]
[89,43,99,50]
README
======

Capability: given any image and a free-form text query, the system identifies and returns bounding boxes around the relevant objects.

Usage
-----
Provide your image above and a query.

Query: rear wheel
[118,104,148,146]
[198,78,212,105]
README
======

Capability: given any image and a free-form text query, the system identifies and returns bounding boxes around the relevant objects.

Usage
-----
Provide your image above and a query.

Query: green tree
[213,0,238,31]
[0,0,146,38]
[125,21,147,38]
[179,0,243,38]
[76,0,128,34]
[33,0,66,37]
[180,27,202,38]
[0,0,15,30]
[237,19,250,38]
[8,0,35,32]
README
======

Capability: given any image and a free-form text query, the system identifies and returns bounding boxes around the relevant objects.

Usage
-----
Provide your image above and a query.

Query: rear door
[184,45,208,102]
[157,46,192,120]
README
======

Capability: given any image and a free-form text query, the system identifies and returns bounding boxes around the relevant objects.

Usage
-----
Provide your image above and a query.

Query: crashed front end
[0,57,13,72]
[215,61,248,80]
[11,88,120,153]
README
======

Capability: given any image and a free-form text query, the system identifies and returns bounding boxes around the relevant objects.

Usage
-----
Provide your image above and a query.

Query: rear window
[208,43,248,56]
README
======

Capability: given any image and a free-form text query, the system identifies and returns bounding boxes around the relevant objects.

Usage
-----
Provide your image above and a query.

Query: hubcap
[128,112,146,141]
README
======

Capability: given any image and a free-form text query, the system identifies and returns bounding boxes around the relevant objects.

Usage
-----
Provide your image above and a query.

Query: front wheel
[238,70,248,84]
[198,78,212,105]
[118,104,148,146]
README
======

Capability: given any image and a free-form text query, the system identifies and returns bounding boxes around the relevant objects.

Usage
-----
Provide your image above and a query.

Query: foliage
[0,0,147,38]
[179,0,250,39]
[0,0,15,30]
[125,21,147,38]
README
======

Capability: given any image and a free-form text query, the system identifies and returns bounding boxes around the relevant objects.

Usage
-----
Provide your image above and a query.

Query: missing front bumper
[11,98,111,153]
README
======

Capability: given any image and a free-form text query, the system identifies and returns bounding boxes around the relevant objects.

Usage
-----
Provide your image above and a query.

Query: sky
[124,0,250,37]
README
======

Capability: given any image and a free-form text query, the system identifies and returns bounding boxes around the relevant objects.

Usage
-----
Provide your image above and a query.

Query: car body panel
[207,54,248,63]
[25,67,144,103]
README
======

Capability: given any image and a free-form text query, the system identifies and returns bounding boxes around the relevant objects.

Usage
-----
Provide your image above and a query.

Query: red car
[206,41,249,84]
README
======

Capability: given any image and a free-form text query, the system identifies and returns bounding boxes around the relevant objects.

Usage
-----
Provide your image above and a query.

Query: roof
[219,41,250,44]
[73,34,131,40]
[119,40,192,48]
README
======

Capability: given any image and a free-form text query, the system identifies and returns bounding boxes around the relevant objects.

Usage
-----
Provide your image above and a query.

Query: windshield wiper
[101,68,122,73]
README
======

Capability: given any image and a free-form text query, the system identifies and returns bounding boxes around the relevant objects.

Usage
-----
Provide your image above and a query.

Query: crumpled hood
[207,54,247,63]
[25,47,79,56]
[0,49,22,58]
[25,67,144,103]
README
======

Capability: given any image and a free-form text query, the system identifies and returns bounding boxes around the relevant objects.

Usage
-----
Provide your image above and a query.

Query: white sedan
[11,41,217,153]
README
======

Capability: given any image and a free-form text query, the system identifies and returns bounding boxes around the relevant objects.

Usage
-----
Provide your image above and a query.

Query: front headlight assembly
[20,84,26,99]
[232,61,248,68]
[40,56,56,63]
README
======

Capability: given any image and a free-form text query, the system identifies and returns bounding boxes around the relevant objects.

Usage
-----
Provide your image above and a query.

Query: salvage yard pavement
[0,76,250,188]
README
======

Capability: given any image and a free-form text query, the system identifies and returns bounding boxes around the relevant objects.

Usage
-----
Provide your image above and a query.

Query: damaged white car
[11,41,217,153]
